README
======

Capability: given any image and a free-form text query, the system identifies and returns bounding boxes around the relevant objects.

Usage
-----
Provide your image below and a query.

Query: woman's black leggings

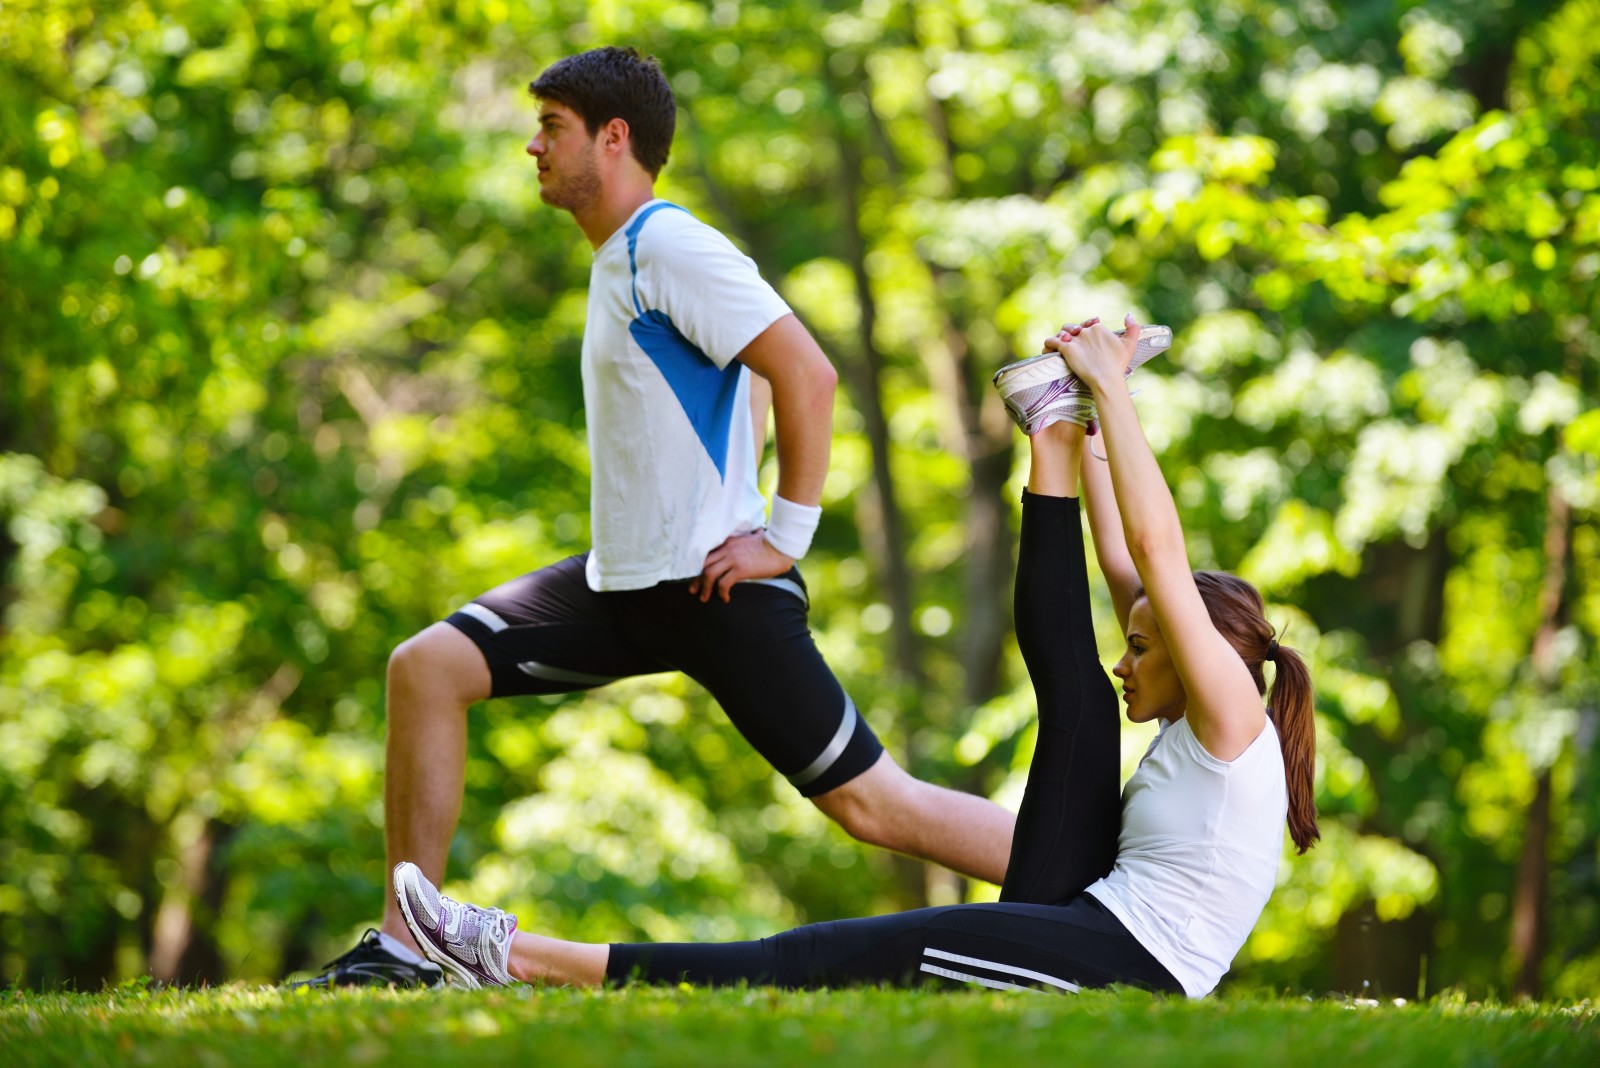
[606,492,1181,994]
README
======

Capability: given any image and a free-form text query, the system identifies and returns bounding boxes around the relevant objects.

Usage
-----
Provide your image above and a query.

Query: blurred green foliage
[1,0,1596,998]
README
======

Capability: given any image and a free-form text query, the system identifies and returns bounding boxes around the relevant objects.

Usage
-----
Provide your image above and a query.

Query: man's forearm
[768,370,833,507]
[733,314,839,528]
[748,372,773,469]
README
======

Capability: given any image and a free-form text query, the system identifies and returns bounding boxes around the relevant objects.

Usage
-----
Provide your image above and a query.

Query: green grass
[3,983,1595,1067]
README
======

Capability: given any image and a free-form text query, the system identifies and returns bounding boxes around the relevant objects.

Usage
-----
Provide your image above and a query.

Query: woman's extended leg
[397,863,1181,994]
[602,897,1177,991]
[998,421,1124,905]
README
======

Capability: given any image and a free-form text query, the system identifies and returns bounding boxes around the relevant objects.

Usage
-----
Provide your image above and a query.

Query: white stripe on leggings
[923,947,1081,993]
[918,964,1041,993]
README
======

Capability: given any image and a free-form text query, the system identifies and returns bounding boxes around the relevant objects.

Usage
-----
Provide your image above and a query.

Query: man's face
[526,101,602,213]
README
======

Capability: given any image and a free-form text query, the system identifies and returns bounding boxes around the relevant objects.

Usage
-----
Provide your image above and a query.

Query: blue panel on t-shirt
[629,309,742,480]
[625,201,690,317]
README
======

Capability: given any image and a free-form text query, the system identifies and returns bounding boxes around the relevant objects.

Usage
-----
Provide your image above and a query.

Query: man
[298,47,1015,988]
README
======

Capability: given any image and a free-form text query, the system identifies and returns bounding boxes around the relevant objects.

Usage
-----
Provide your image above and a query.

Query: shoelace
[464,903,515,950]
[441,898,514,959]
[319,928,383,970]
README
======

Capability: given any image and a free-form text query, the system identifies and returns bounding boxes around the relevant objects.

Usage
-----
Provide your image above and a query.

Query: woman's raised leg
[999,421,1124,904]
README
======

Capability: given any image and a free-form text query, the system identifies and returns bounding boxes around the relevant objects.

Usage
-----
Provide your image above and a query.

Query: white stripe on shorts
[786,695,858,788]
[516,660,621,688]
[456,602,510,633]
[745,576,808,607]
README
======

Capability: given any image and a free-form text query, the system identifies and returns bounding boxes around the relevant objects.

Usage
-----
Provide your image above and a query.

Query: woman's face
[1112,597,1187,724]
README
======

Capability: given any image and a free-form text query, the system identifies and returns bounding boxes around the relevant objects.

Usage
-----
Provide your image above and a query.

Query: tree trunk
[1333,900,1434,997]
[149,814,218,984]
[829,96,924,687]
[1510,770,1552,998]
[906,13,1017,709]
[1508,478,1570,998]
[682,110,924,686]
[926,301,1016,707]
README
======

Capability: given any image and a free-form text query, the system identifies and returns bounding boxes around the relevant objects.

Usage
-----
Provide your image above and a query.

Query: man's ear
[599,116,631,156]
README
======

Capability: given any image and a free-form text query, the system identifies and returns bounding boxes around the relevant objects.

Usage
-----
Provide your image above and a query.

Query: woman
[391,317,1318,998]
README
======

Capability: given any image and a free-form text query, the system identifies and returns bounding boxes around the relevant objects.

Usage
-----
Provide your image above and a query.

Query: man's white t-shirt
[1086,715,1288,997]
[581,200,792,591]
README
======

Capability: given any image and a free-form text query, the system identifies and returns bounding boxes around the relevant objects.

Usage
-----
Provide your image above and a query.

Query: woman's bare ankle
[508,930,609,987]
[1027,422,1085,497]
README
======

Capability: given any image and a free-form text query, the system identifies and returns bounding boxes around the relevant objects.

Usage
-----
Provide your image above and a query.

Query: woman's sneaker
[392,862,518,989]
[992,354,1096,434]
[993,325,1172,435]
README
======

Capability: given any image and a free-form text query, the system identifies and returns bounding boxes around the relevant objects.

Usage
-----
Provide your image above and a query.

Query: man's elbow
[810,357,839,396]
[780,350,837,405]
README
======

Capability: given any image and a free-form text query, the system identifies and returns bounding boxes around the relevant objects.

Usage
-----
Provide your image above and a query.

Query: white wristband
[763,495,822,560]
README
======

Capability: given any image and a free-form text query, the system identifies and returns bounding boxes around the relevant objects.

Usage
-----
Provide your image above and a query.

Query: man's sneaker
[993,325,1173,435]
[284,928,444,989]
[393,862,517,989]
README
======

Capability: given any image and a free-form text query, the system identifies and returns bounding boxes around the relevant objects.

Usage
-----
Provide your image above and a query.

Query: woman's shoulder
[1170,712,1280,772]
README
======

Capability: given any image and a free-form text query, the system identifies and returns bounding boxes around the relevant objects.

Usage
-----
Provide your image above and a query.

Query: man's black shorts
[444,554,883,797]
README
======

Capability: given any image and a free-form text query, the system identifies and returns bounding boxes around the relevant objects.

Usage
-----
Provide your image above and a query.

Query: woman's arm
[1038,319,1139,631]
[1049,319,1266,759]
[1079,440,1141,634]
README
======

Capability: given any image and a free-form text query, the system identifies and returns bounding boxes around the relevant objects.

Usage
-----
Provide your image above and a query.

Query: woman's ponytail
[1192,571,1320,855]
[1267,643,1319,853]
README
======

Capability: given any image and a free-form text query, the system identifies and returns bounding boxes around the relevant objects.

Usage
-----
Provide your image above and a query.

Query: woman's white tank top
[1086,714,1287,997]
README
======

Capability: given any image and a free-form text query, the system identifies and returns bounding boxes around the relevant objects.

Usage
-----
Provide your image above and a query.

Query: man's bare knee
[388,622,492,709]
[821,792,884,846]
[811,755,917,849]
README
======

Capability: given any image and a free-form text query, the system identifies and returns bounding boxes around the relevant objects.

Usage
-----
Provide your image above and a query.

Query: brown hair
[1145,572,1320,853]
[529,47,676,177]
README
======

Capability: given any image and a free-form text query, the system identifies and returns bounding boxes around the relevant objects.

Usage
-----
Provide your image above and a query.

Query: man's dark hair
[529,47,676,177]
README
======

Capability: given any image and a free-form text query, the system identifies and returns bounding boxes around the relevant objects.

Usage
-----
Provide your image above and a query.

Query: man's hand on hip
[689,532,794,604]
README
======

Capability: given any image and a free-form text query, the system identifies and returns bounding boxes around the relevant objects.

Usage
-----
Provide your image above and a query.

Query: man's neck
[572,182,656,249]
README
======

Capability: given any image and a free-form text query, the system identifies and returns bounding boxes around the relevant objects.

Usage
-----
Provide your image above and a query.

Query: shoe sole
[993,324,1173,385]
[995,373,1097,435]
[993,353,1072,394]
[393,863,484,990]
